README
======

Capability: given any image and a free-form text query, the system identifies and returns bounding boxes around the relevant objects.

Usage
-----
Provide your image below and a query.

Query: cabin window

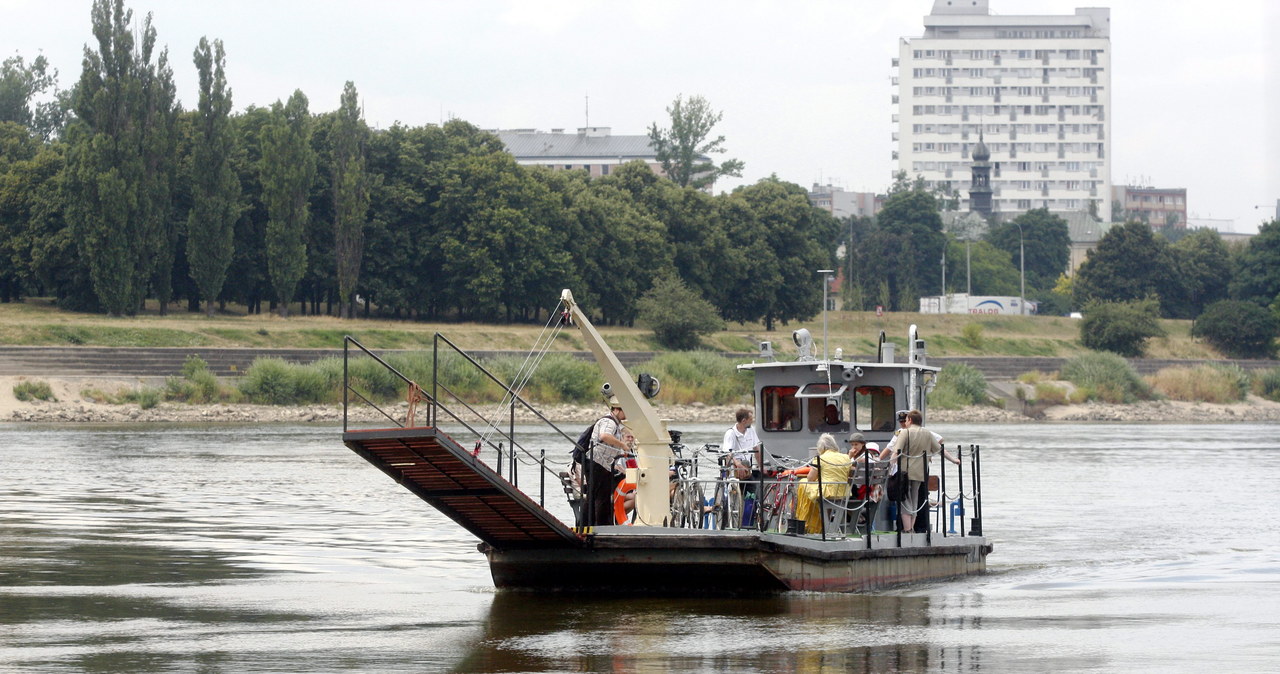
[806,396,849,432]
[854,386,897,432]
[760,386,802,432]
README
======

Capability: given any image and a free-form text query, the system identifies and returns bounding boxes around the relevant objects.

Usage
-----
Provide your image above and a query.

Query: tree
[866,187,945,309]
[260,90,315,317]
[944,239,1018,295]
[331,81,369,319]
[1166,228,1231,319]
[1073,221,1179,315]
[986,208,1070,292]
[647,94,743,190]
[1192,300,1277,359]
[0,53,66,141]
[186,37,240,317]
[1230,219,1280,308]
[1079,298,1165,357]
[636,274,724,349]
[63,0,178,316]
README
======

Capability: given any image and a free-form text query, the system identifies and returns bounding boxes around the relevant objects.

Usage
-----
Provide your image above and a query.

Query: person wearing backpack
[584,397,630,527]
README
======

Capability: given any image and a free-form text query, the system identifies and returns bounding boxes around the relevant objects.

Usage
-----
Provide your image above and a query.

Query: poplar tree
[331,81,368,319]
[260,90,314,317]
[63,0,177,316]
[186,37,239,317]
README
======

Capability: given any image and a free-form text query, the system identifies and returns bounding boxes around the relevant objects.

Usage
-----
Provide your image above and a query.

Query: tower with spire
[968,130,993,218]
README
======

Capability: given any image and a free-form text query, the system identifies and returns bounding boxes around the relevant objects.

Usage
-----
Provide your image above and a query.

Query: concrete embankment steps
[2,346,1275,381]
[0,346,659,378]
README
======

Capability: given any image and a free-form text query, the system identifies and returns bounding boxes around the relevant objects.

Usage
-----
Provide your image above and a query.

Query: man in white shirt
[722,407,762,494]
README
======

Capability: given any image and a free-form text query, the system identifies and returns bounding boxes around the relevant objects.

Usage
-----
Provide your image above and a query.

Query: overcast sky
[4,0,1277,231]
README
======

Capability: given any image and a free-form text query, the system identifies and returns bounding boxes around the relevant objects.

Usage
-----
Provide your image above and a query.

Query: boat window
[854,386,897,432]
[794,382,848,398]
[807,396,849,432]
[760,386,802,432]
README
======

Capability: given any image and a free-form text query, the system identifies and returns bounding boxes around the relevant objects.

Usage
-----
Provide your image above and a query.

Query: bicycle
[693,444,746,530]
[756,452,805,532]
[668,443,702,528]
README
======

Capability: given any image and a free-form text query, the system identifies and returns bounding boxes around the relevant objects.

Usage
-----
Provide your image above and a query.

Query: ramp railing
[342,335,578,509]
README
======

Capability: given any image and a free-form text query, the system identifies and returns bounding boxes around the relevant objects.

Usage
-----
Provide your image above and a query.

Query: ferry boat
[341,290,990,593]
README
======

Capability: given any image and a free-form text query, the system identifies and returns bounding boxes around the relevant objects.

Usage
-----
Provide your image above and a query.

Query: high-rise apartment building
[893,1,1111,220]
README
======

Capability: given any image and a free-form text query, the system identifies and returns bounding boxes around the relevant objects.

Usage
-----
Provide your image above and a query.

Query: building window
[601,165,610,175]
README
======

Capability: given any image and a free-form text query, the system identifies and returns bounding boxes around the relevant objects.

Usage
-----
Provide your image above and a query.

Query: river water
[2,421,1278,672]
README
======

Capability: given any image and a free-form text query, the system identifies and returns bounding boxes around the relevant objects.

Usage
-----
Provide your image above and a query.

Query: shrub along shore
[6,350,1280,425]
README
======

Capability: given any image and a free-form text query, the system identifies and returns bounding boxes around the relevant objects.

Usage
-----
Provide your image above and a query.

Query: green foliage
[647,94,743,190]
[1255,368,1280,402]
[1073,222,1183,318]
[1079,298,1166,357]
[960,323,984,350]
[1192,300,1278,359]
[1229,219,1280,307]
[260,90,315,316]
[13,379,55,401]
[945,239,1019,296]
[986,208,1071,293]
[927,362,988,409]
[637,275,724,349]
[0,53,63,140]
[1169,229,1232,318]
[1060,351,1152,403]
[186,37,240,317]
[629,351,745,405]
[331,81,370,319]
[63,0,179,316]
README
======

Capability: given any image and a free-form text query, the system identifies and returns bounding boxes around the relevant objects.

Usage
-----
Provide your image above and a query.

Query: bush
[960,323,984,350]
[928,362,989,409]
[121,387,161,409]
[13,380,56,402]
[1032,382,1069,405]
[1191,300,1278,359]
[636,275,724,350]
[1079,298,1165,357]
[1148,364,1249,403]
[633,351,746,405]
[1061,351,1152,403]
[1256,368,1280,402]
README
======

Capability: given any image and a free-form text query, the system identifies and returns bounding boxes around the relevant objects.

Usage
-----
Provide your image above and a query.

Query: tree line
[0,0,838,328]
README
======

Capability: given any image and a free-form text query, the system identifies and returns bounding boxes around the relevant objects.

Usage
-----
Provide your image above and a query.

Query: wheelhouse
[739,327,940,462]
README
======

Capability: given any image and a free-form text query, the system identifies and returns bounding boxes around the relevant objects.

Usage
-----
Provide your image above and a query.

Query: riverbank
[5,375,1280,425]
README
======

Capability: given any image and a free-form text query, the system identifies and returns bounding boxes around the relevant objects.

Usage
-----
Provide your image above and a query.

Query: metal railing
[342,334,577,507]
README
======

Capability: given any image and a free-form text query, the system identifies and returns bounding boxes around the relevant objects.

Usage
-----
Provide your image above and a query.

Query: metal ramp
[344,427,582,550]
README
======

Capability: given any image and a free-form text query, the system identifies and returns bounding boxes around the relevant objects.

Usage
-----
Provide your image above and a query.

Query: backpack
[571,416,612,465]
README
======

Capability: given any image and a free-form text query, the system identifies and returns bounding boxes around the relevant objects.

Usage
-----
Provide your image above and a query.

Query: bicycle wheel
[722,483,743,530]
[670,482,688,527]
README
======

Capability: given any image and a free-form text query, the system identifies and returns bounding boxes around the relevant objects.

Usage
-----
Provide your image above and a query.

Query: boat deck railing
[342,334,576,509]
[341,335,984,544]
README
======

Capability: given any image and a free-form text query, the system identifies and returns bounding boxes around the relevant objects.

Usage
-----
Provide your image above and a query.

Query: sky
[3,0,1277,231]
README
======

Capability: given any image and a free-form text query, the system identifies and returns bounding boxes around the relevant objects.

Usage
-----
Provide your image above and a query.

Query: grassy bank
[0,297,1225,360]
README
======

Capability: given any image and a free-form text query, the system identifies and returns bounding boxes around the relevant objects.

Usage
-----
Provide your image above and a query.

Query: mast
[560,289,672,526]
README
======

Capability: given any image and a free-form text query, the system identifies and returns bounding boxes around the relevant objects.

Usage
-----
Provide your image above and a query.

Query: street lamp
[817,269,835,361]
[1014,221,1026,315]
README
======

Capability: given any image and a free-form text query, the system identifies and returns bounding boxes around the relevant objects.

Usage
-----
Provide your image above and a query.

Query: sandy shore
[4,375,1280,425]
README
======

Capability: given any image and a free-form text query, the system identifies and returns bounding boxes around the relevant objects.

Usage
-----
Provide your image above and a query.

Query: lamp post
[1014,221,1026,315]
[817,269,834,361]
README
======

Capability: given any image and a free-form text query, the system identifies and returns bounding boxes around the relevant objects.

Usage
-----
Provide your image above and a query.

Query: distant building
[808,184,881,219]
[1112,185,1187,227]
[1066,216,1110,275]
[967,132,993,217]
[894,1,1112,219]
[493,127,710,187]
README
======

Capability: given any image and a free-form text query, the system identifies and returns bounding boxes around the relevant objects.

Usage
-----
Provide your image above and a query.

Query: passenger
[783,433,852,534]
[846,432,875,460]
[586,396,630,527]
[721,407,762,496]
[882,409,957,533]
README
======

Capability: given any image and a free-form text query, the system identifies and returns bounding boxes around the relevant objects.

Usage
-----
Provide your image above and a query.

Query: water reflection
[454,592,959,672]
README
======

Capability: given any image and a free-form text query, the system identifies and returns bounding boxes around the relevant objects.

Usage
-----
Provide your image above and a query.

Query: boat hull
[485,528,991,593]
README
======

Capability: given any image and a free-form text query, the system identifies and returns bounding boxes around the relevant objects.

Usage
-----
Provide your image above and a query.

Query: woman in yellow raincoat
[782,433,852,534]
